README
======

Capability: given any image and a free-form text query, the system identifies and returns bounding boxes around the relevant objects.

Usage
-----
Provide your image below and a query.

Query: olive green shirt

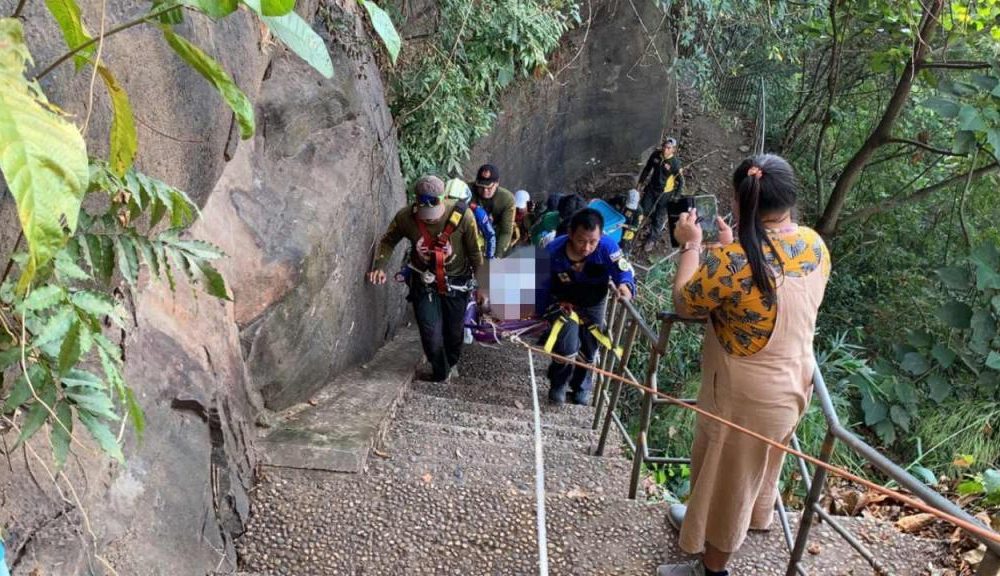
[470,185,516,256]
[373,200,484,277]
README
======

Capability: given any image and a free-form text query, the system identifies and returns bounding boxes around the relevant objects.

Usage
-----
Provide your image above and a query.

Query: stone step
[385,429,597,464]
[410,380,593,418]
[392,416,611,451]
[370,445,634,496]
[395,404,600,445]
[403,391,597,430]
[236,470,678,576]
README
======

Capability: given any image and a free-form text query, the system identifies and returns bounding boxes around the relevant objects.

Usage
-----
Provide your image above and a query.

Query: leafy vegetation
[390,0,580,183]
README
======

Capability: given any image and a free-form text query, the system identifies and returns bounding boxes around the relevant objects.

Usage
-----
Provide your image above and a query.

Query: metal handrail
[589,288,1000,575]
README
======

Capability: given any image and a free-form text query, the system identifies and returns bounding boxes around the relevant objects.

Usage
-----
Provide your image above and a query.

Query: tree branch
[886,137,966,157]
[12,0,28,18]
[33,3,182,81]
[842,161,999,225]
[918,60,991,70]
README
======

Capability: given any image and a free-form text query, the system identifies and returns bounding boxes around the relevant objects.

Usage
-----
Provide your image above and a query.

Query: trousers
[409,279,471,381]
[544,300,607,396]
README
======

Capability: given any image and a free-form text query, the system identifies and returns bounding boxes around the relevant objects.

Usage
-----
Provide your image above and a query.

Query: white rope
[526,349,550,576]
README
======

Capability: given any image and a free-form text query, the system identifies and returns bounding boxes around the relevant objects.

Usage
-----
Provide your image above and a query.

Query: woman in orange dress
[657,154,831,576]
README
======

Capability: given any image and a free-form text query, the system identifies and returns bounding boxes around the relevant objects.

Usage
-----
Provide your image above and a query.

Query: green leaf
[71,290,120,324]
[51,400,72,471]
[905,330,932,348]
[0,20,89,292]
[954,130,977,155]
[167,238,224,260]
[958,105,988,132]
[161,25,255,138]
[77,410,123,462]
[62,368,103,389]
[922,97,960,118]
[57,319,83,374]
[984,469,1000,495]
[873,420,896,445]
[987,129,1000,162]
[957,479,985,496]
[889,404,911,432]
[114,235,140,287]
[894,379,918,405]
[198,261,230,300]
[993,295,1000,314]
[43,0,94,69]
[930,344,957,369]
[134,236,160,278]
[21,285,64,311]
[979,371,999,395]
[181,0,238,18]
[261,0,294,16]
[95,66,137,177]
[861,392,888,426]
[15,382,56,447]
[152,0,184,24]
[937,301,973,329]
[66,386,117,420]
[2,364,44,412]
[84,234,114,284]
[242,0,333,79]
[900,352,930,375]
[936,266,970,290]
[33,305,75,347]
[927,374,951,404]
[971,308,997,346]
[971,243,1000,270]
[358,0,401,64]
[54,249,91,281]
[912,465,937,486]
[124,387,145,441]
[0,346,21,372]
[987,351,1000,371]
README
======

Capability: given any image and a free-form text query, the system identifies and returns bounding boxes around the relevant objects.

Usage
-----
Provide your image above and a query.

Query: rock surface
[0,1,406,574]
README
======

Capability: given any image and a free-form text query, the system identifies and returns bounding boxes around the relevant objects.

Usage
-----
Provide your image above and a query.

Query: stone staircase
[235,338,948,575]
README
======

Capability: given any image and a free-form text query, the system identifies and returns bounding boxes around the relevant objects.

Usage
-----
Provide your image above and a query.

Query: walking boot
[548,385,567,405]
[571,389,591,406]
[656,562,707,576]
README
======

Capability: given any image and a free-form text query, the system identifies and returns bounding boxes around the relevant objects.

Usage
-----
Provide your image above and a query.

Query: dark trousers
[641,190,693,247]
[409,281,471,381]
[545,301,607,398]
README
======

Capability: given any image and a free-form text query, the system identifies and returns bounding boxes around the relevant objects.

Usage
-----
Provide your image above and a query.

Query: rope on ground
[507,335,1000,547]
[526,349,550,576]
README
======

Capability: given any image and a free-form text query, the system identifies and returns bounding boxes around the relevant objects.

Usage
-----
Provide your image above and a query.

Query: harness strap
[588,324,623,358]
[415,205,467,294]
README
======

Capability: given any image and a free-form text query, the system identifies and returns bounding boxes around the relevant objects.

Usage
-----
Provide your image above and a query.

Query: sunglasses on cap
[416,194,441,206]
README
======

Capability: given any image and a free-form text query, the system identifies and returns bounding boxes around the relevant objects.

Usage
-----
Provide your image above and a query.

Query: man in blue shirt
[536,208,636,405]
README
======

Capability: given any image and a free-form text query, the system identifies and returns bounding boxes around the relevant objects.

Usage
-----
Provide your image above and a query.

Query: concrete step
[370,445,634,496]
[384,429,597,464]
[410,380,593,419]
[392,417,612,453]
[395,404,599,444]
[403,391,597,430]
[236,470,678,576]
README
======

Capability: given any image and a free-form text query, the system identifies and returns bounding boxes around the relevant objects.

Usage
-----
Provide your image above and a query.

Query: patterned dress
[680,226,831,356]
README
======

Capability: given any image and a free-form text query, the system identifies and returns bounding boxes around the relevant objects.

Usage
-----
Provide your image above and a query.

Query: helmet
[444,178,471,201]
[514,189,530,209]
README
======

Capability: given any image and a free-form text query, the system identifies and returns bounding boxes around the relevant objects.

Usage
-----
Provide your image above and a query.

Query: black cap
[475,164,500,186]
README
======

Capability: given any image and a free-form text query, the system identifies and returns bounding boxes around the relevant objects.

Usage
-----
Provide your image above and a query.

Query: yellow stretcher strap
[543,310,580,353]
[588,324,623,358]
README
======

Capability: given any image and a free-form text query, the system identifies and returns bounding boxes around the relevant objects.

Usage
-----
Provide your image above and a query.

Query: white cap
[626,188,640,210]
[514,189,530,209]
[445,178,471,201]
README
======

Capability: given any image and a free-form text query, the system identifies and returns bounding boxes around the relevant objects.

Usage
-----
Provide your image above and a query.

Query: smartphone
[692,195,719,243]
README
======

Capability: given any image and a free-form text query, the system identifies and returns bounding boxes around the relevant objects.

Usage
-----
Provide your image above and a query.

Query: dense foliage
[390,0,580,184]
[641,0,1000,509]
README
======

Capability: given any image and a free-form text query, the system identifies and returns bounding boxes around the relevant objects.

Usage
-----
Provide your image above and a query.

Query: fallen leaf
[953,454,975,469]
[567,487,589,499]
[807,543,821,555]
[962,544,986,566]
[308,398,319,406]
[514,400,525,410]
[421,472,432,483]
[897,513,935,533]
[372,447,390,459]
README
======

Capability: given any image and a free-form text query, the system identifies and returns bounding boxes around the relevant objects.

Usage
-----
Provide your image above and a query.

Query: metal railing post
[596,320,640,456]
[592,296,620,409]
[786,431,836,576]
[628,317,672,499]
[593,301,628,428]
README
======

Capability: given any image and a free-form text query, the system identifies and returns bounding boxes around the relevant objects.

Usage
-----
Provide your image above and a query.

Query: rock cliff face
[465,0,675,196]
[0,0,406,573]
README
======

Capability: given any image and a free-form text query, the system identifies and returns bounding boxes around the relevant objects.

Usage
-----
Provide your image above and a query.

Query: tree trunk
[815,0,944,237]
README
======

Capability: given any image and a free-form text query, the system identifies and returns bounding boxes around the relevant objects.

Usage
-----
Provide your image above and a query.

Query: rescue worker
[536,208,636,405]
[637,137,686,252]
[610,188,643,253]
[469,164,517,256]
[446,178,497,259]
[512,189,533,249]
[368,176,484,382]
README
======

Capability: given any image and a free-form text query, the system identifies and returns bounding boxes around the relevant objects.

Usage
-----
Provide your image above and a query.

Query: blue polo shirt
[536,235,636,315]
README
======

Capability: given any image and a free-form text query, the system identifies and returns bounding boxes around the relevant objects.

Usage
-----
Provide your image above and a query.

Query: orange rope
[509,337,1000,547]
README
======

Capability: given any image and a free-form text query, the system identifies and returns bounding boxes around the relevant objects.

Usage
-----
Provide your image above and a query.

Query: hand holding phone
[692,195,719,243]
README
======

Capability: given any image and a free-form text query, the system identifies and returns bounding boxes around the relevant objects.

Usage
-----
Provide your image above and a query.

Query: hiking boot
[448,366,460,380]
[415,368,447,382]
[463,327,474,344]
[666,504,686,531]
[571,389,591,406]
[548,385,567,405]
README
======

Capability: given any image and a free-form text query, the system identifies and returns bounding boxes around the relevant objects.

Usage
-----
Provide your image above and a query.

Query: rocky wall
[0,0,407,573]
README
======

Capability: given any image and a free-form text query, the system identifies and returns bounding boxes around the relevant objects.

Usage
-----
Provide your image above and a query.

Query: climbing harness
[507,334,1000,548]
[415,204,468,294]
[542,307,623,359]
[526,350,550,576]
